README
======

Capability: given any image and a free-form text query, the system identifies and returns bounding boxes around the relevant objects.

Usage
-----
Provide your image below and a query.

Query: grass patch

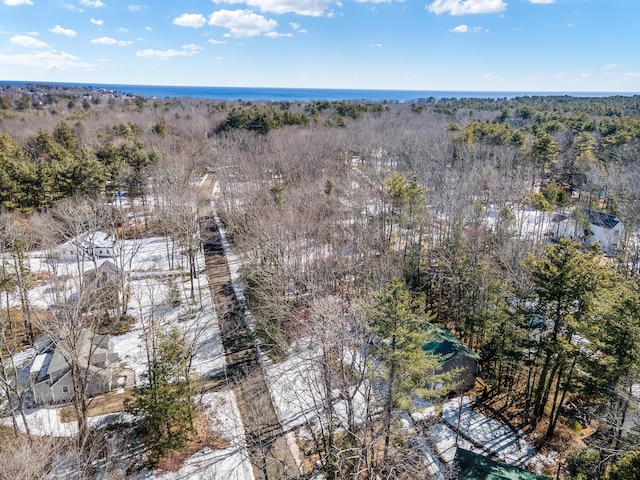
[59,388,136,423]
[98,312,136,336]
[566,417,583,435]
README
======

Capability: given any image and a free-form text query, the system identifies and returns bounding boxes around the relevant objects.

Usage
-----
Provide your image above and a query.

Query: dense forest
[1,84,640,479]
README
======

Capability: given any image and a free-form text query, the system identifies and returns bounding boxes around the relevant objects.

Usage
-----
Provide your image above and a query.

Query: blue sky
[0,0,638,92]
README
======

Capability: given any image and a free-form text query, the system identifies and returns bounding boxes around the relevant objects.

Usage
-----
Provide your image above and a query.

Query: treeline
[216,100,388,133]
[217,105,310,133]
[0,122,157,211]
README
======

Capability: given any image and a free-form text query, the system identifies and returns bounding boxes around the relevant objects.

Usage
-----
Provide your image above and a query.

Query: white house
[51,230,115,263]
[550,208,623,254]
[584,209,623,254]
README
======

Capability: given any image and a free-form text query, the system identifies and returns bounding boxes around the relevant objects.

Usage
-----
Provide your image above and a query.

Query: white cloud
[288,23,309,33]
[211,0,332,16]
[173,13,207,28]
[265,31,292,37]
[64,3,82,11]
[117,27,129,33]
[0,51,95,70]
[528,0,554,3]
[182,43,203,51]
[450,24,482,32]
[602,63,622,70]
[208,39,227,44]
[145,26,152,31]
[91,36,133,46]
[50,25,77,37]
[90,18,104,25]
[128,4,145,11]
[4,0,33,5]
[80,0,105,7]
[136,44,202,60]
[427,0,506,15]
[369,43,382,47]
[209,9,278,37]
[10,35,50,48]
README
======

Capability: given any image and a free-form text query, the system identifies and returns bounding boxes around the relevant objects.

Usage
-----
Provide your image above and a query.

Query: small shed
[423,328,480,392]
[454,448,550,480]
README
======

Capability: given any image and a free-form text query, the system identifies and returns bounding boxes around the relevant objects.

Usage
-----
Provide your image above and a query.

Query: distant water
[1,80,636,102]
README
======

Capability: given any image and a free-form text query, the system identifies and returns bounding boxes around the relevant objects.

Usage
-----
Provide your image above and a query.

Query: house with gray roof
[549,208,623,254]
[30,330,119,405]
[584,208,623,254]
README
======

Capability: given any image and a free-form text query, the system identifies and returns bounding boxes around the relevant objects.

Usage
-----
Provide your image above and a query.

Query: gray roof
[585,209,620,229]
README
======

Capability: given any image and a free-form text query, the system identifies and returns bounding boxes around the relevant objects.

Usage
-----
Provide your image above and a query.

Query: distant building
[550,208,623,254]
[584,209,623,254]
[30,331,119,405]
[50,230,115,263]
[454,448,551,480]
[423,328,480,393]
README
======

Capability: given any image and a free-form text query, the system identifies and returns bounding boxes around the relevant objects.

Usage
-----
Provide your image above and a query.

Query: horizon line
[1,80,638,96]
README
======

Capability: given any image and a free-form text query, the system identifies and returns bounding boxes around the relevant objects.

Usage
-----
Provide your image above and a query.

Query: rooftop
[423,327,480,363]
[585,208,620,229]
[454,448,550,480]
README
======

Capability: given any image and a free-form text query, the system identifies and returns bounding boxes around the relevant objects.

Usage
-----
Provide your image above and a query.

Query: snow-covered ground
[3,403,136,437]
[265,346,324,430]
[112,267,224,387]
[262,340,372,434]
[485,203,577,243]
[412,434,449,479]
[441,396,536,466]
[425,422,478,464]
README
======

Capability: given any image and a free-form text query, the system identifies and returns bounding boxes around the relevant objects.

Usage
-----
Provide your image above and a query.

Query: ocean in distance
[1,80,636,102]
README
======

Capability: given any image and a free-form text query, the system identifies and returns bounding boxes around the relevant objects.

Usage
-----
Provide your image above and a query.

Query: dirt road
[199,176,299,479]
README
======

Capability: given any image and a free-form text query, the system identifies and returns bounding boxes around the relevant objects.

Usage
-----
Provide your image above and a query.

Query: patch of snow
[426,422,477,464]
[441,397,536,466]
[1,406,134,438]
